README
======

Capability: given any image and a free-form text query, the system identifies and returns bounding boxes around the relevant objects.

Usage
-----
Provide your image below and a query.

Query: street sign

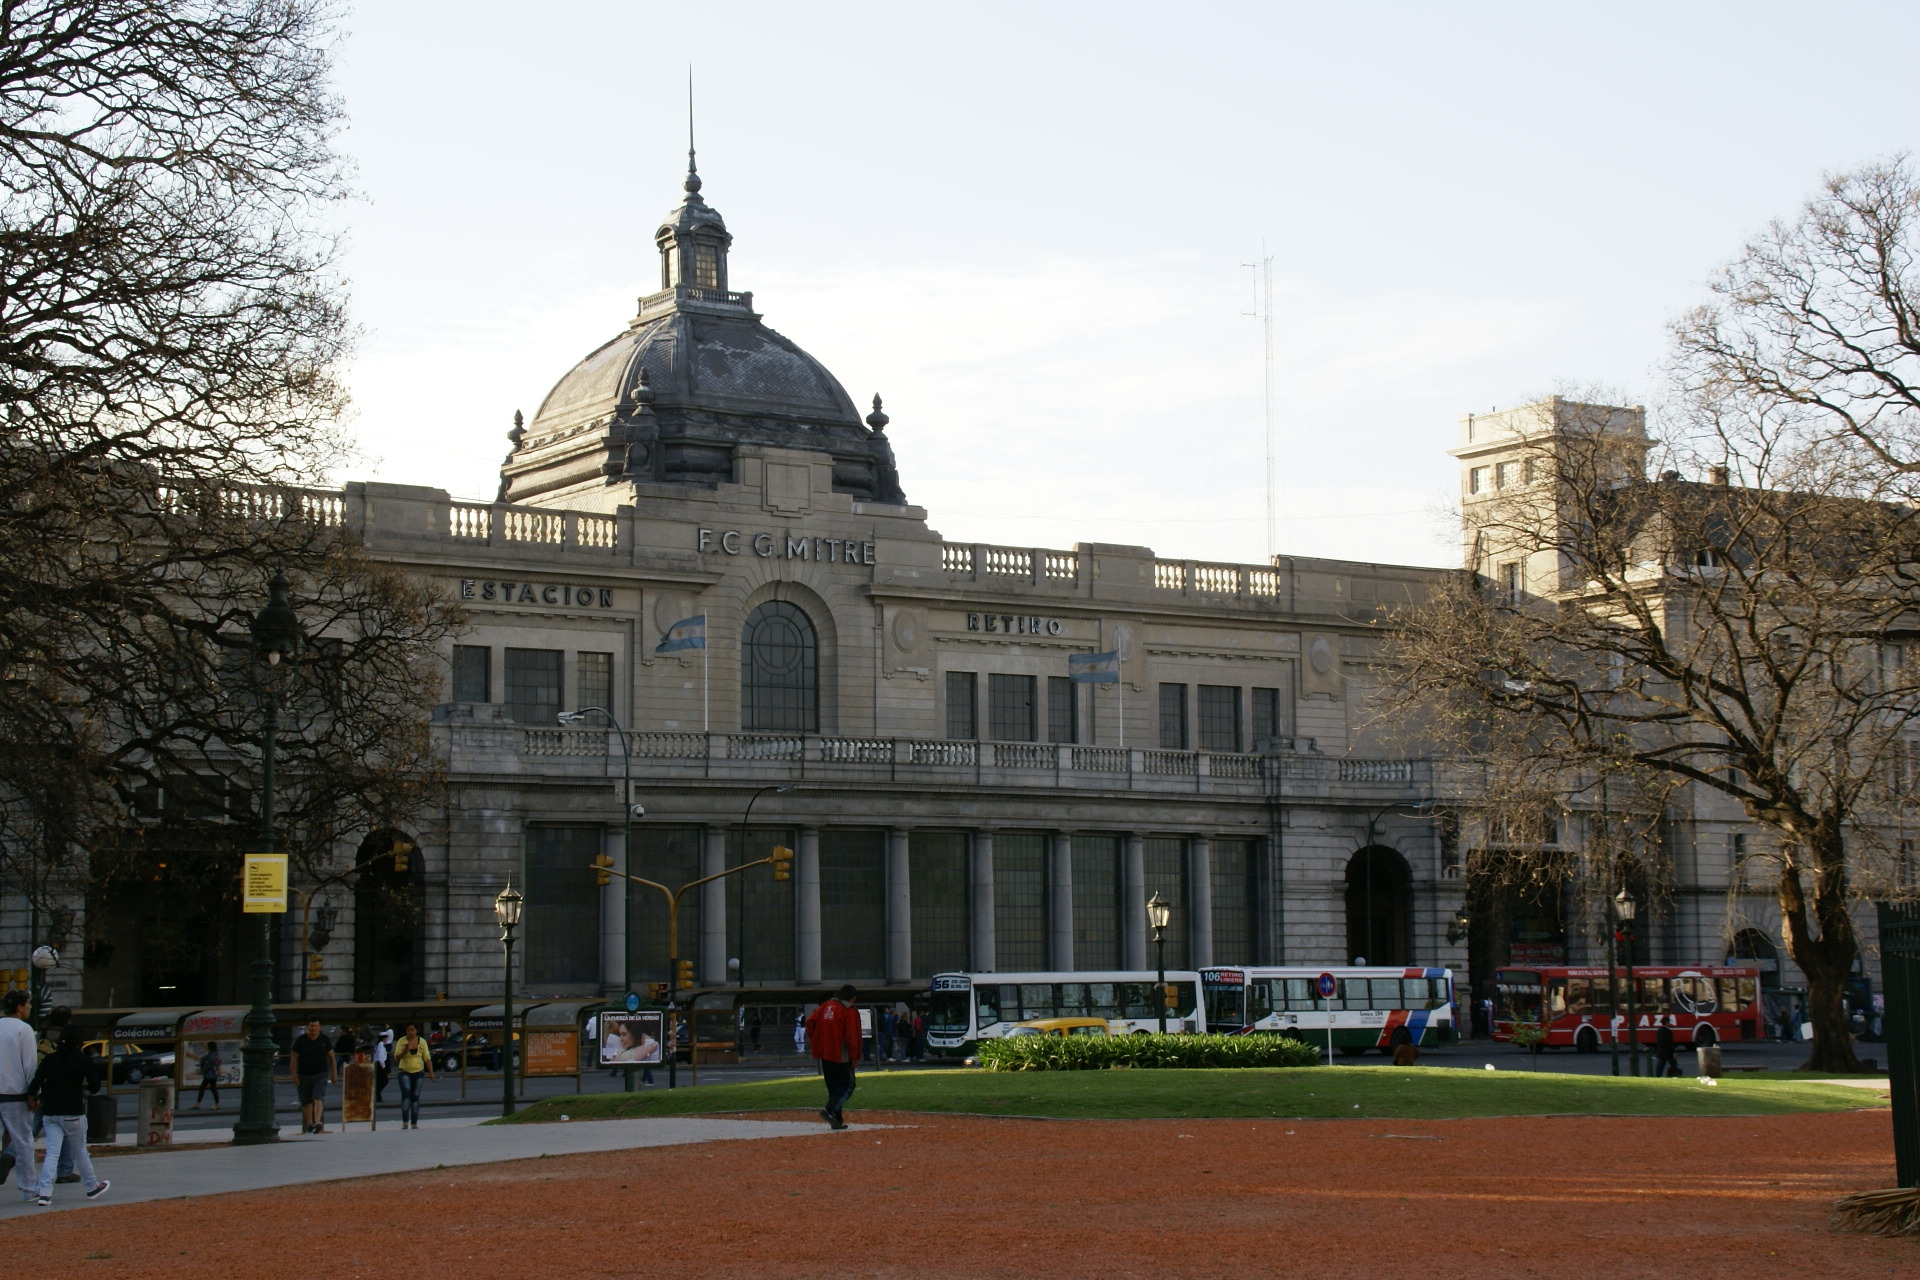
[625,991,641,1013]
[1317,971,1337,1066]
[241,854,288,913]
[1316,971,1336,998]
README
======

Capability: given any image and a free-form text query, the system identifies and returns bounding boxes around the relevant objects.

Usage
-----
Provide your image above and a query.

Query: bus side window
[1546,978,1568,1017]
[1020,984,1052,1021]
[1089,983,1119,1019]
[1736,977,1757,1012]
[1431,977,1451,1009]
[1173,982,1196,1017]
[1370,978,1401,1009]
[1564,978,1589,1016]
[1120,983,1153,1019]
[1338,978,1367,1011]
[976,987,1000,1025]
[1640,976,1666,1009]
[1058,983,1089,1016]
[1250,980,1274,1021]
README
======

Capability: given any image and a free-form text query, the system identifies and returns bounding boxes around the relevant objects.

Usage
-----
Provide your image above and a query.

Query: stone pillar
[1122,833,1148,969]
[795,827,822,985]
[700,825,726,985]
[970,831,997,971]
[1189,835,1214,968]
[601,825,627,994]
[1048,832,1075,972]
[886,827,912,983]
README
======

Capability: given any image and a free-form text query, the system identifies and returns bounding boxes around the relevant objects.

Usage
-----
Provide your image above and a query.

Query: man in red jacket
[805,985,862,1130]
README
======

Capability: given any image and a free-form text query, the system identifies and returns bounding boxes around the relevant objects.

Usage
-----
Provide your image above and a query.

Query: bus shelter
[96,1008,199,1096]
[523,1000,600,1092]
[461,1002,542,1099]
[176,1007,249,1095]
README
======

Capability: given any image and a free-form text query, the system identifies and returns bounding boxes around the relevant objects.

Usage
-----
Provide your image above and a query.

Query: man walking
[291,1019,337,1134]
[0,990,39,1201]
[805,986,862,1130]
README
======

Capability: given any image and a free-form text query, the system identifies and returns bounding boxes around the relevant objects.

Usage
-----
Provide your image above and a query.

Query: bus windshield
[1202,977,1246,1031]
[928,989,972,1036]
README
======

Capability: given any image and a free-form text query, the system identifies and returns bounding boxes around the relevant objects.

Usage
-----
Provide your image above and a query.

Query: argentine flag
[656,614,707,653]
[1068,650,1120,684]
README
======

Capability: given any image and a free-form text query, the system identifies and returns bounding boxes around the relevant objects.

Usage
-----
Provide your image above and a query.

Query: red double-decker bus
[1492,965,1763,1051]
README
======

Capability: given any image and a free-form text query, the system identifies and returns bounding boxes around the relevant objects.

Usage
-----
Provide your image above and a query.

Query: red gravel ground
[7,1109,1912,1278]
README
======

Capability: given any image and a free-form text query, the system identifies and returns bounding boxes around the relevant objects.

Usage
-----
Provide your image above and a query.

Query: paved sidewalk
[0,1114,858,1217]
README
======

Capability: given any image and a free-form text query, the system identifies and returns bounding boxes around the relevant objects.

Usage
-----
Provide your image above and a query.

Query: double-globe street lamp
[1147,892,1171,1035]
[1614,885,1639,1078]
[495,880,523,1118]
[236,572,302,1145]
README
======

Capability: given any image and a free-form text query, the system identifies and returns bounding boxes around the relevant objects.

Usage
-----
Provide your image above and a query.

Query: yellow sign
[242,853,288,913]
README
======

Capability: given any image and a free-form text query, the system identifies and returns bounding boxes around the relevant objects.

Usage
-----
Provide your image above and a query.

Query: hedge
[976,1032,1324,1072]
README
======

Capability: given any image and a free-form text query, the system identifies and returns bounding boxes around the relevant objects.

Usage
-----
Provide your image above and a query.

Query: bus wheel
[1693,1026,1718,1047]
[1386,1028,1413,1055]
[1575,1027,1600,1054]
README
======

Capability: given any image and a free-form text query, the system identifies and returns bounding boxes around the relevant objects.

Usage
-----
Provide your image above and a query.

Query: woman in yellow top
[392,1024,435,1129]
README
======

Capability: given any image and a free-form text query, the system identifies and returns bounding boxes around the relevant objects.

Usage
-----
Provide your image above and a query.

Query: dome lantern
[654,144,732,294]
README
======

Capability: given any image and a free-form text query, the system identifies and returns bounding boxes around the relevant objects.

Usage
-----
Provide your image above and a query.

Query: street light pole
[495,880,523,1118]
[558,707,641,1088]
[1615,886,1638,1078]
[235,572,300,1146]
[1147,892,1171,1035]
[736,784,795,989]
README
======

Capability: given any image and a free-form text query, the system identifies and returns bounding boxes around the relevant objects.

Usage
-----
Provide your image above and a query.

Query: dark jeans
[397,1070,424,1125]
[196,1075,220,1106]
[820,1060,856,1120]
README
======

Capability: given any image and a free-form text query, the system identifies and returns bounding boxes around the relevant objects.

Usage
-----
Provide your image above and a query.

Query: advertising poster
[524,1030,578,1076]
[598,1012,664,1065]
[181,1040,244,1086]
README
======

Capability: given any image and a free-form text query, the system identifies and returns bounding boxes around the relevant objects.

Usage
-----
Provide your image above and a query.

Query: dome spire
[684,67,701,195]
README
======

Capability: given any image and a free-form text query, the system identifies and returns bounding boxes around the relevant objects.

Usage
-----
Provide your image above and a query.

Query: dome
[498,157,905,507]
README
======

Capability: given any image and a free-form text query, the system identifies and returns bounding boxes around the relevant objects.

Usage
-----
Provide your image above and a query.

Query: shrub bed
[977,1032,1324,1072]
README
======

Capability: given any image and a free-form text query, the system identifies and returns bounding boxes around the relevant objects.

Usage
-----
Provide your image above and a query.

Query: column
[1188,835,1214,969]
[700,824,726,985]
[1122,833,1147,969]
[1048,832,1075,972]
[795,826,822,985]
[600,826,626,993]
[969,830,997,971]
[886,827,912,983]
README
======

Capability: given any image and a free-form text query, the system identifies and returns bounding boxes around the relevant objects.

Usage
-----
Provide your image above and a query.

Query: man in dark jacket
[1653,1023,1683,1077]
[805,986,862,1130]
[26,1026,108,1205]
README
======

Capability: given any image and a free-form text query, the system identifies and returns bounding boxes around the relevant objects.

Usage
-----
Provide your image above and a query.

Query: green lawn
[490,1066,1886,1125]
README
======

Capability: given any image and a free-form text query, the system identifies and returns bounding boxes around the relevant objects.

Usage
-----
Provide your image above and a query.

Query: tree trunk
[1776,824,1863,1074]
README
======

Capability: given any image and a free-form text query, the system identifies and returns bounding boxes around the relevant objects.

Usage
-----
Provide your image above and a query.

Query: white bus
[926,970,1207,1056]
[1200,966,1458,1055]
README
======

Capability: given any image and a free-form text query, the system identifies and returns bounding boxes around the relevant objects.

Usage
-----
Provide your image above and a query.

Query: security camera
[629,803,646,818]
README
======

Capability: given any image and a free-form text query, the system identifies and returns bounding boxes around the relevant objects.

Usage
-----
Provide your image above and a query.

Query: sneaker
[34,1196,50,1206]
[818,1108,833,1126]
[0,1150,12,1185]
[86,1180,109,1199]
[827,1114,847,1131]
[312,1127,329,1135]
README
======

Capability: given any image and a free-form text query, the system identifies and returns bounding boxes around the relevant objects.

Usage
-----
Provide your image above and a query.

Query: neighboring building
[27,162,1862,1020]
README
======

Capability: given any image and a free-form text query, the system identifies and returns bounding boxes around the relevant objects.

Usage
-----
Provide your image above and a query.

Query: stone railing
[499,728,1432,799]
[941,540,1284,601]
[447,502,623,551]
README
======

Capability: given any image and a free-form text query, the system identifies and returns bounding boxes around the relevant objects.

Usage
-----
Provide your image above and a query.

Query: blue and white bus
[1201,966,1457,1055]
[926,970,1207,1056]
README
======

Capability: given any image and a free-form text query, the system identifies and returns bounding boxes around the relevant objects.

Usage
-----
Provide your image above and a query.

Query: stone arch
[353,828,423,1002]
[734,577,840,733]
[1345,845,1412,966]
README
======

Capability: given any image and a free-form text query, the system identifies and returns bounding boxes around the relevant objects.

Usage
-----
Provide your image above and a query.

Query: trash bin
[137,1078,174,1147]
[1695,1044,1723,1078]
[85,1092,118,1146]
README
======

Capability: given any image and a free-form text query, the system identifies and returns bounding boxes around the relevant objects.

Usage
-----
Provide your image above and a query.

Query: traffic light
[392,839,413,874]
[770,845,793,881]
[1163,983,1178,1009]
[675,958,695,990]
[593,852,615,886]
[308,954,325,980]
[647,982,669,1004]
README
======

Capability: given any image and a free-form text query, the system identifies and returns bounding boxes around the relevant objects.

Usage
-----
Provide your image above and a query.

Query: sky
[330,2,1920,569]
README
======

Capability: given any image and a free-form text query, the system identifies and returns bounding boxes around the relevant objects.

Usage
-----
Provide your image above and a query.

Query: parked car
[433,1032,518,1073]
[1006,1017,1116,1039]
[82,1040,176,1084]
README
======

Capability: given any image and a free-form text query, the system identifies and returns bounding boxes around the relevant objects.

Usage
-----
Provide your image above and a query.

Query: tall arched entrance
[1345,846,1412,966]
[354,829,423,1002]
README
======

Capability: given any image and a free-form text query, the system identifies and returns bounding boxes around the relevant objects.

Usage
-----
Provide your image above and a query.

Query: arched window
[742,601,818,731]
[1345,846,1412,966]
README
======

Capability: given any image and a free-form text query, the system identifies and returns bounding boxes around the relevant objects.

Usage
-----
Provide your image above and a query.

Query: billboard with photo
[598,1012,664,1065]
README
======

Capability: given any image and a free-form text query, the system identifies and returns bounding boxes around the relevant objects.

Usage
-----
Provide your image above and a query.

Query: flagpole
[702,637,709,733]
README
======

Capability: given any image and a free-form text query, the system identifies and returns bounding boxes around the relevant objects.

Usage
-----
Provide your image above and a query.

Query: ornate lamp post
[495,879,523,1118]
[1615,886,1639,1078]
[1147,892,1171,1035]
[235,572,301,1146]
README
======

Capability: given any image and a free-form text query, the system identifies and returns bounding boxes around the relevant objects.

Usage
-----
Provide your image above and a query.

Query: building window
[1158,683,1188,750]
[1047,676,1077,744]
[945,671,978,740]
[727,827,796,981]
[1251,687,1281,748]
[1144,837,1188,969]
[820,829,885,980]
[1498,562,1523,602]
[1211,838,1255,965]
[993,834,1048,971]
[911,832,970,977]
[741,601,818,732]
[1495,461,1518,489]
[504,648,563,725]
[1072,835,1120,970]
[693,244,719,287]
[452,645,490,703]
[989,673,1037,741]
[577,651,612,713]
[524,826,600,986]
[1198,685,1241,752]
[1470,466,1489,494]
[629,826,701,984]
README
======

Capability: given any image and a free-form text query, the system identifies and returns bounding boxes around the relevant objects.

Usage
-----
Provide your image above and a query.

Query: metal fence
[1881,900,1919,1187]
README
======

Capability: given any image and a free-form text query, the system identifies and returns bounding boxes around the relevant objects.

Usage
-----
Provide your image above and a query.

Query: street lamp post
[736,784,796,989]
[557,707,643,1089]
[1147,892,1171,1035]
[235,571,301,1146]
[495,879,523,1118]
[1615,886,1638,1078]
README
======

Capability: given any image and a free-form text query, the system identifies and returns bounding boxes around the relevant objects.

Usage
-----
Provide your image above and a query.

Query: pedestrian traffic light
[770,845,793,881]
[675,958,695,989]
[593,851,615,886]
[308,954,325,980]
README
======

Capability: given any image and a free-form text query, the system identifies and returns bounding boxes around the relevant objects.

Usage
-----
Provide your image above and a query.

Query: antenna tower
[1243,248,1276,559]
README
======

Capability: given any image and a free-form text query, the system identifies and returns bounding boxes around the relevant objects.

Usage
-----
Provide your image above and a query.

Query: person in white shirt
[0,990,40,1202]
